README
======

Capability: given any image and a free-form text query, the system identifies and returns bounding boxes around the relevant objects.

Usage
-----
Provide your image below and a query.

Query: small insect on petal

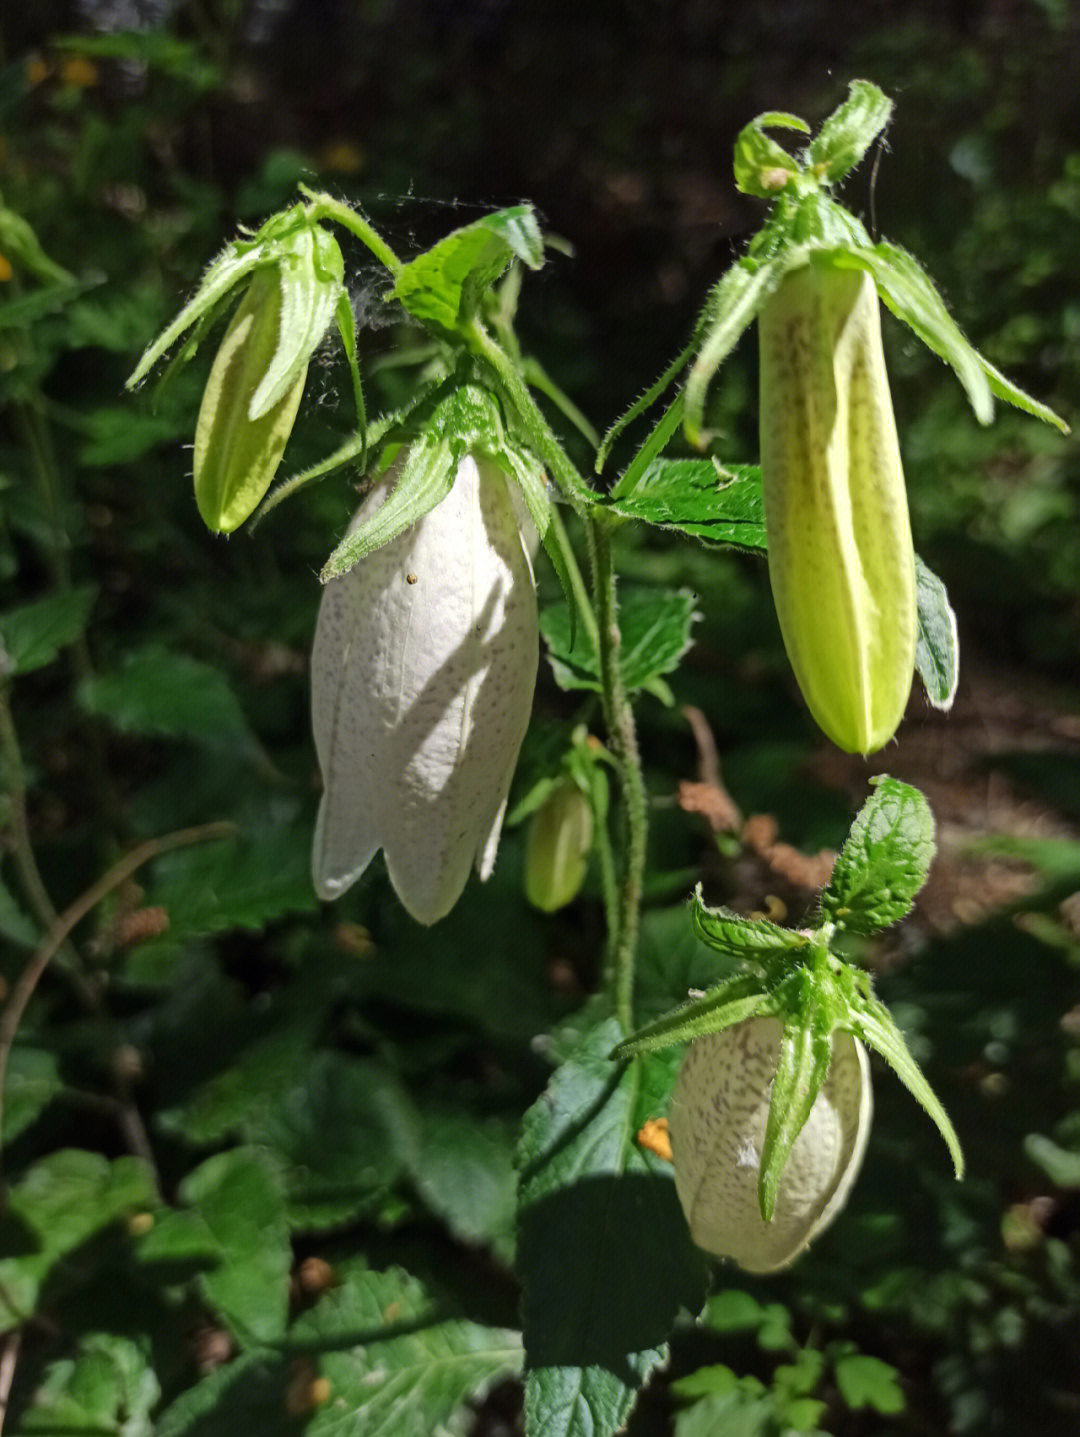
[669,1016,871,1272]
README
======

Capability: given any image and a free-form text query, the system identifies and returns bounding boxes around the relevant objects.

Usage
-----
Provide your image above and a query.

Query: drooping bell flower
[668,1016,872,1272]
[758,261,916,754]
[311,453,538,925]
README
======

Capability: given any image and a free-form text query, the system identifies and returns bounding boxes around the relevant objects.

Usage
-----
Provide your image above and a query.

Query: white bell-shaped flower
[669,1016,872,1273]
[311,453,538,924]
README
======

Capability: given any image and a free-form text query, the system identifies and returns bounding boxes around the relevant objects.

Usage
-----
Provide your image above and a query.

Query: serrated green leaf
[0,1151,156,1325]
[1,584,96,674]
[297,1264,523,1437]
[15,1332,160,1437]
[78,645,260,755]
[684,260,781,444]
[850,995,963,1178]
[692,893,812,960]
[541,586,698,694]
[406,1109,518,1263]
[611,974,773,1060]
[914,554,960,710]
[807,81,893,184]
[320,437,455,580]
[823,777,935,934]
[834,1353,905,1414]
[249,1052,414,1231]
[518,1019,708,1437]
[607,458,767,550]
[391,205,544,332]
[759,1009,833,1221]
[674,1391,774,1437]
[178,1148,291,1345]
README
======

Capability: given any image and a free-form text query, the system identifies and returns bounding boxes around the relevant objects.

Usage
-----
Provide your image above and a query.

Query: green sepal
[608,390,687,500]
[759,993,834,1221]
[692,888,812,962]
[914,555,959,710]
[822,777,935,935]
[391,205,544,333]
[609,973,774,1061]
[849,992,964,1179]
[733,113,810,198]
[126,241,267,390]
[334,290,366,444]
[683,257,782,446]
[319,434,455,581]
[596,342,697,476]
[497,444,579,641]
[248,224,343,419]
[807,80,893,185]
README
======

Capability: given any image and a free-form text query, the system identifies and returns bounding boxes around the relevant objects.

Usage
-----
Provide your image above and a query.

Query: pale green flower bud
[759,262,917,754]
[524,781,594,912]
[669,1017,871,1272]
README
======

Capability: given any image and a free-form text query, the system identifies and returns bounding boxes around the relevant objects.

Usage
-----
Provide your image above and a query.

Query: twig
[0,1330,20,1437]
[0,821,235,1185]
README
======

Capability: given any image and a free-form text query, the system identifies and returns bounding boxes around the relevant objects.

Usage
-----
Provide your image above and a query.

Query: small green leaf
[2,1046,62,1143]
[733,114,809,198]
[692,892,812,960]
[540,586,698,694]
[391,205,543,332]
[320,438,455,581]
[611,973,773,1060]
[759,1008,833,1221]
[178,1147,291,1345]
[914,555,959,710]
[823,777,935,934]
[684,258,781,444]
[607,459,766,550]
[850,994,964,1178]
[834,1353,906,1414]
[807,81,893,184]
[0,584,96,674]
[1024,1133,1080,1188]
[17,1333,161,1437]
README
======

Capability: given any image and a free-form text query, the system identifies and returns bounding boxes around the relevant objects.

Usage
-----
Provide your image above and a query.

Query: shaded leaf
[1,584,96,674]
[914,555,959,710]
[541,586,698,695]
[14,1332,160,1437]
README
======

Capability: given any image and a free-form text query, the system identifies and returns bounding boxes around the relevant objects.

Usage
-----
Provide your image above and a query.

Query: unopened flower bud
[669,1016,871,1272]
[524,781,593,912]
[759,262,916,754]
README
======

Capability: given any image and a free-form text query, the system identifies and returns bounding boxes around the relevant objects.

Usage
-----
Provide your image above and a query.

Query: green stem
[464,319,594,512]
[588,521,648,1034]
[301,189,404,280]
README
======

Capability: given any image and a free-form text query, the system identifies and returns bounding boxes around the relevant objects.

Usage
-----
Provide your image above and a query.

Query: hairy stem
[588,520,648,1033]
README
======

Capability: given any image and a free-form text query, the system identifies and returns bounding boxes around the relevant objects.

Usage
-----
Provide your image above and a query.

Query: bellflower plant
[119,93,1069,1433]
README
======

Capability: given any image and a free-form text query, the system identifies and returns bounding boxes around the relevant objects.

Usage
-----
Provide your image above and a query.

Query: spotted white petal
[311,453,538,925]
[669,1016,871,1273]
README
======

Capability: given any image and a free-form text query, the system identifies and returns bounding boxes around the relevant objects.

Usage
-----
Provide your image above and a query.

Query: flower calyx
[611,777,963,1260]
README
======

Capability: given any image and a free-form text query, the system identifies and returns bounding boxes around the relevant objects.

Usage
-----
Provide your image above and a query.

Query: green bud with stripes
[524,779,594,912]
[194,225,343,533]
[758,259,916,753]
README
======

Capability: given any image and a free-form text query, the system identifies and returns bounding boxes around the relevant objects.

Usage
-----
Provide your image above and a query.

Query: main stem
[589,520,648,1034]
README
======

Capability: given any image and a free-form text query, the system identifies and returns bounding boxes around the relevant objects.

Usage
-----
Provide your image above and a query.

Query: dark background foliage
[2,2,1080,1434]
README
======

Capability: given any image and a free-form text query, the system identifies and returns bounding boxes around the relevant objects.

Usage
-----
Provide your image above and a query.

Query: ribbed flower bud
[524,781,593,912]
[669,1017,871,1272]
[759,262,917,754]
[311,453,538,925]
